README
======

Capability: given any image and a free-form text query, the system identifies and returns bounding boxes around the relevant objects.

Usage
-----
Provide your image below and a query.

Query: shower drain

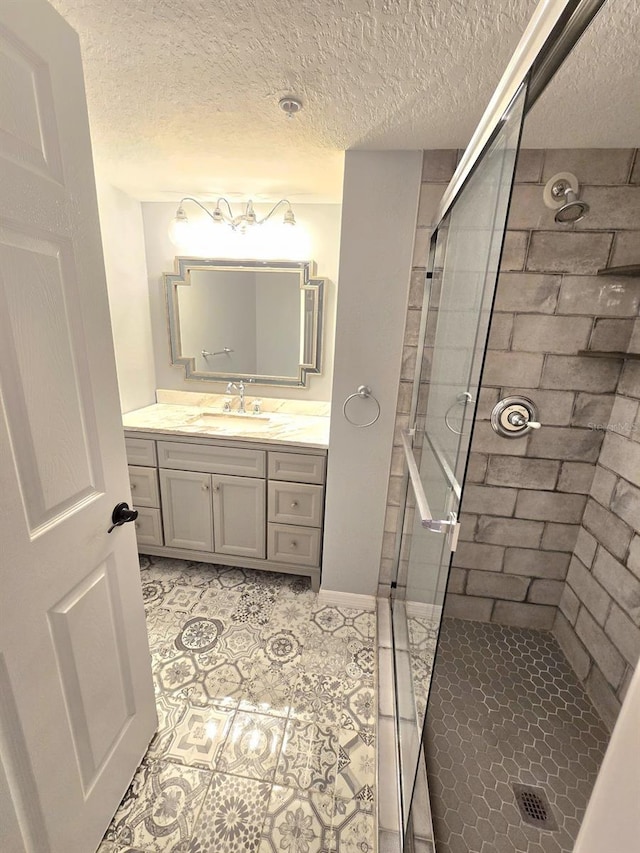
[512,784,558,831]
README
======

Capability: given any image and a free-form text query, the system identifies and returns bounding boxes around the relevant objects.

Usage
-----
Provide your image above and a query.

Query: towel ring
[343,385,381,428]
[444,391,473,435]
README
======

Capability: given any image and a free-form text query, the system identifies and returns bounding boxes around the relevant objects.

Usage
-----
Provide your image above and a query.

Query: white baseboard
[405,600,443,621]
[317,588,377,611]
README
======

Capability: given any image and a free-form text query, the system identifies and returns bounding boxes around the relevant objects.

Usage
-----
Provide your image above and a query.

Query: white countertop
[122,403,330,450]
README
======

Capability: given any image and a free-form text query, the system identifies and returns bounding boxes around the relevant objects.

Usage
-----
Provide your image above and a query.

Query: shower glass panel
[392,82,528,839]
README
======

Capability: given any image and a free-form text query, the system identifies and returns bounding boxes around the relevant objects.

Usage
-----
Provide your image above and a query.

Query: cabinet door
[160,469,213,551]
[212,475,266,559]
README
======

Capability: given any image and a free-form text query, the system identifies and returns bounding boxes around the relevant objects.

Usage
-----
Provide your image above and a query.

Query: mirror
[164,258,324,386]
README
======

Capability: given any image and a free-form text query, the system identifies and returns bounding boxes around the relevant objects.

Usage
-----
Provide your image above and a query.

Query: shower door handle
[401,431,460,550]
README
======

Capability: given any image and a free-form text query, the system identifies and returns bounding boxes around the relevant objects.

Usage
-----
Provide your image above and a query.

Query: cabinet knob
[131,483,136,489]
[202,483,210,491]
[290,540,298,549]
[213,484,220,492]
[290,500,298,508]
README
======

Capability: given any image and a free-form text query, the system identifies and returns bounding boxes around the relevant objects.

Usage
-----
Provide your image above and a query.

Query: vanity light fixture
[168,196,296,244]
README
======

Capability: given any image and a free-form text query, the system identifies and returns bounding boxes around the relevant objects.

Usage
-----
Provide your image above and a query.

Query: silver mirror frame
[164,257,324,387]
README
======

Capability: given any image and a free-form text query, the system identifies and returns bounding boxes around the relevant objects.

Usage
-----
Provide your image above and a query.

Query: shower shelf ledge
[577,350,640,361]
[596,264,640,277]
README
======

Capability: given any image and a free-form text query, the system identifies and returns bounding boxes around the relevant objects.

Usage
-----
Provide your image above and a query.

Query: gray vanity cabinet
[125,431,326,590]
[159,468,213,551]
[212,474,266,559]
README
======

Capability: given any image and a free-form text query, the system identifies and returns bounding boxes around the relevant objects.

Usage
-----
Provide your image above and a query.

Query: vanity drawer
[268,451,326,485]
[157,440,266,477]
[268,523,321,567]
[125,437,157,467]
[133,507,163,547]
[128,465,160,508]
[268,481,323,528]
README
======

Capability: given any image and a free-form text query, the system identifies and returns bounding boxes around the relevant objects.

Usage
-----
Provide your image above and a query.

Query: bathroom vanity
[122,394,330,590]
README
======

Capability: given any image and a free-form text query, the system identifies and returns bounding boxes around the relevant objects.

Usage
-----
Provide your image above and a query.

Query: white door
[160,469,214,551]
[212,474,266,558]
[0,2,157,852]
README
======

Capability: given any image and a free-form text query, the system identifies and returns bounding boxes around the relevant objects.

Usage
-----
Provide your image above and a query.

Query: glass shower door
[392,82,528,839]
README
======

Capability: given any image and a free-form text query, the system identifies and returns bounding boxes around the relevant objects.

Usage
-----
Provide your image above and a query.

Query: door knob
[108,502,138,533]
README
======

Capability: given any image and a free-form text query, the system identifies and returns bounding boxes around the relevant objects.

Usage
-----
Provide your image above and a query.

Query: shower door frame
[385,0,609,847]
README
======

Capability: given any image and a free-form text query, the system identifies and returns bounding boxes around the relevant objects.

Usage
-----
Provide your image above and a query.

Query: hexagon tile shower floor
[425,618,608,853]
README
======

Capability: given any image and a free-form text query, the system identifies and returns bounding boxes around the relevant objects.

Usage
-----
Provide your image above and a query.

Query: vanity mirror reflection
[164,257,324,386]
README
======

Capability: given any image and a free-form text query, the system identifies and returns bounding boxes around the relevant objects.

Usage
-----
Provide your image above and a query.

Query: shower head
[543,172,590,224]
[553,185,590,223]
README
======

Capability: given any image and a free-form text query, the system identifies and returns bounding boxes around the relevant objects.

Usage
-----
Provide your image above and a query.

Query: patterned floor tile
[147,693,189,761]
[253,626,305,674]
[300,635,349,676]
[308,605,375,640]
[163,703,235,769]
[335,729,376,810]
[232,588,277,625]
[276,575,314,599]
[175,616,225,655]
[98,759,211,852]
[203,661,249,707]
[191,589,243,621]
[268,596,314,631]
[344,637,376,681]
[239,665,296,717]
[107,556,377,853]
[341,679,376,731]
[217,711,286,781]
[218,567,253,589]
[332,797,376,853]
[190,771,271,853]
[259,785,336,853]
[190,622,263,680]
[290,672,343,727]
[142,576,177,610]
[158,655,199,694]
[160,584,204,614]
[275,720,338,795]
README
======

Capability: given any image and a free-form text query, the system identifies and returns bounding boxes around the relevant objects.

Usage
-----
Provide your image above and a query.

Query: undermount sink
[187,410,272,428]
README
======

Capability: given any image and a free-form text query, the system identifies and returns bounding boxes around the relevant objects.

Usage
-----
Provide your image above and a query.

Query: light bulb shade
[168,207,191,246]
[283,208,296,226]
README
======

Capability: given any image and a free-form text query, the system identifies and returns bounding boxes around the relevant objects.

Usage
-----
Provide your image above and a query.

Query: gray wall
[378,150,461,594]
[96,181,156,413]
[555,315,640,730]
[447,149,640,674]
[322,150,422,596]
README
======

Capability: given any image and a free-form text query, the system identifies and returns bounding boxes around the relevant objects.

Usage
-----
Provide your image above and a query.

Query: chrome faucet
[226,380,246,413]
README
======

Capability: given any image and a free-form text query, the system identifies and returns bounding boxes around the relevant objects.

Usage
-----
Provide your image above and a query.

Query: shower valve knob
[491,396,541,439]
[507,411,541,429]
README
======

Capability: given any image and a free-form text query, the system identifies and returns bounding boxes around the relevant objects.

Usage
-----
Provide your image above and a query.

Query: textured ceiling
[50,0,639,202]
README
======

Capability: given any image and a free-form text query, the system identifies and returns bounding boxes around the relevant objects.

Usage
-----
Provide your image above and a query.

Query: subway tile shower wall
[381,149,640,729]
